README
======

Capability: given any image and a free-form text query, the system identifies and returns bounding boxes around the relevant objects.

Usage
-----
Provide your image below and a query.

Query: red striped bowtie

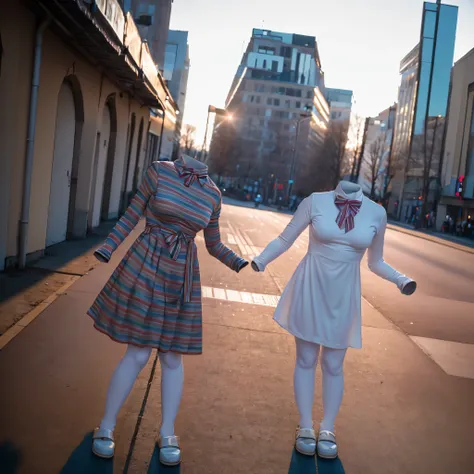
[335,195,362,233]
[178,166,208,187]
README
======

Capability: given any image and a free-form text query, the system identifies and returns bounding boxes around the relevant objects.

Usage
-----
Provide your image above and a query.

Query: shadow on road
[0,440,23,474]
[146,444,181,473]
[288,449,345,474]
[60,432,113,474]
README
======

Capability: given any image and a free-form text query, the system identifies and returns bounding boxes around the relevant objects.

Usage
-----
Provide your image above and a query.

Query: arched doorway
[132,117,145,193]
[46,81,76,246]
[91,102,112,228]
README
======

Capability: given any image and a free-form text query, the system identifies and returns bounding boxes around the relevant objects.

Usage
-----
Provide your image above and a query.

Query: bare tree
[348,115,366,182]
[365,135,387,200]
[180,124,196,155]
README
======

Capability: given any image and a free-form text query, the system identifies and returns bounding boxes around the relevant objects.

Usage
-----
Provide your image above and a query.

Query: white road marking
[202,286,280,308]
[227,234,237,245]
[410,336,474,380]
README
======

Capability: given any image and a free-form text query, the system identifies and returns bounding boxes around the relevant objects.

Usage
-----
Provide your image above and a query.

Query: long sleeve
[204,198,248,272]
[253,195,312,272]
[94,163,159,262]
[367,211,413,291]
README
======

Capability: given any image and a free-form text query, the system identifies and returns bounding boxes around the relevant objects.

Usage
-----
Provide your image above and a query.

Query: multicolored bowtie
[335,195,362,233]
[177,166,208,187]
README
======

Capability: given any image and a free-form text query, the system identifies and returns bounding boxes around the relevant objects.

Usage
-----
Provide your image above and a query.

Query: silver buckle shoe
[92,427,115,459]
[295,426,317,456]
[317,430,338,459]
[158,435,181,466]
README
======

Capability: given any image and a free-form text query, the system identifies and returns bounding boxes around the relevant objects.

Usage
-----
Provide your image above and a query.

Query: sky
[170,0,474,145]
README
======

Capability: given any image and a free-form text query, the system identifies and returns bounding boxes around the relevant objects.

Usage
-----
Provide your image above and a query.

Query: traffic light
[455,175,464,198]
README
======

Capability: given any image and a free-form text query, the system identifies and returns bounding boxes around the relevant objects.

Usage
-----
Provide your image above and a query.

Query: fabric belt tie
[144,225,196,303]
[335,195,362,233]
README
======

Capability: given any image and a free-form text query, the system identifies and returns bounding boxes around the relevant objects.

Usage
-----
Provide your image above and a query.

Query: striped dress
[87,157,247,354]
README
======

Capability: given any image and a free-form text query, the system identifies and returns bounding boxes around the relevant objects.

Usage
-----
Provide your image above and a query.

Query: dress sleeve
[367,210,413,291]
[94,163,159,262]
[203,197,248,272]
[252,195,312,272]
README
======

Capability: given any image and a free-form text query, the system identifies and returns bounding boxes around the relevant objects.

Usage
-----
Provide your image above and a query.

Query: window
[250,95,255,103]
[267,98,272,105]
[286,88,295,97]
[255,84,265,92]
[263,59,267,69]
[295,89,302,98]
[307,90,312,99]
[280,46,292,58]
[271,61,278,72]
[258,46,275,55]
[256,96,261,104]
[265,109,272,118]
[163,44,178,81]
[274,98,280,106]
[296,101,301,109]
[285,100,291,108]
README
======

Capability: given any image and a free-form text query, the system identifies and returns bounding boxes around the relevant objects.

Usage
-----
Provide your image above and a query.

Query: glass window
[267,98,272,105]
[265,109,272,117]
[295,89,302,98]
[163,44,178,81]
[307,90,312,99]
[413,63,431,135]
[285,100,291,108]
[263,59,267,69]
[423,11,437,38]
[296,101,301,109]
[250,95,255,103]
[272,61,278,72]
[421,38,434,63]
[286,88,295,96]
[274,98,280,106]
[256,96,261,104]
[429,4,458,118]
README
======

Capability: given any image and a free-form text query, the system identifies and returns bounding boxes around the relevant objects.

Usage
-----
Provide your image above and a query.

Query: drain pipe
[18,18,50,269]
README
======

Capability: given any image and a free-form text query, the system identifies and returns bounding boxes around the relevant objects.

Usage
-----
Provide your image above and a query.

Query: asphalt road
[0,201,473,474]
[222,202,474,345]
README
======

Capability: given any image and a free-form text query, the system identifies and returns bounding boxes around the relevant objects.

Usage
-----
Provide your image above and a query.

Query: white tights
[99,345,183,437]
[294,337,347,432]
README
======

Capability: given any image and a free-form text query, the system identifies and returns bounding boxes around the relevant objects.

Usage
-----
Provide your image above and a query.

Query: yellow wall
[1,2,153,265]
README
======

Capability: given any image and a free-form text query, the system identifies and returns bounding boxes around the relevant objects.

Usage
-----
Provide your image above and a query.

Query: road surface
[0,201,473,474]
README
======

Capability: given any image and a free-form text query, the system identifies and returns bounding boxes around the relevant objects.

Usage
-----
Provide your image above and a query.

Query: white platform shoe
[317,430,338,459]
[92,427,115,459]
[158,435,181,466]
[295,426,317,456]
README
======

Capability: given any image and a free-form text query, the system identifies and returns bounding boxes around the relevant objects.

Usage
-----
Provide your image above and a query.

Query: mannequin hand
[400,279,417,296]
[251,261,260,272]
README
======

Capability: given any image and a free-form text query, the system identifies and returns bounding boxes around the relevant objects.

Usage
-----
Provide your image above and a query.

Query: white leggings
[294,337,347,432]
[99,345,183,437]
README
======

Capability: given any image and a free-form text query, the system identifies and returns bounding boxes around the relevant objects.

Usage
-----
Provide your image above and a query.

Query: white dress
[253,182,413,349]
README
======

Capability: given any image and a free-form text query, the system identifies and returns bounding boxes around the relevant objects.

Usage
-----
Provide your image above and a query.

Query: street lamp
[287,106,312,203]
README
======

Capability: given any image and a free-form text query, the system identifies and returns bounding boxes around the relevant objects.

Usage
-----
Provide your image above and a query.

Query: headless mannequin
[99,346,183,438]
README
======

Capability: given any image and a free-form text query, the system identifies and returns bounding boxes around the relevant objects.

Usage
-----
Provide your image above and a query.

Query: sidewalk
[387,220,474,254]
[0,215,473,474]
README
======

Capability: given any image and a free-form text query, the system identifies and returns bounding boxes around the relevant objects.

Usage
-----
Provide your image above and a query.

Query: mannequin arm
[367,211,416,294]
[252,196,312,272]
[94,163,158,262]
[204,199,248,272]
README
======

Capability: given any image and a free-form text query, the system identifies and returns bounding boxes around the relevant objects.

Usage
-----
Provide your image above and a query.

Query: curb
[0,276,80,351]
[387,224,474,255]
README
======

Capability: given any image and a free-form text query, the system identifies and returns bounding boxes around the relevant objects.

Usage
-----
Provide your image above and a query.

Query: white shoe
[92,427,115,459]
[317,430,338,459]
[295,426,317,456]
[158,435,181,466]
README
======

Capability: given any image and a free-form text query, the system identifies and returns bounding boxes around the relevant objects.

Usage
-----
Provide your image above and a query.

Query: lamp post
[287,106,312,203]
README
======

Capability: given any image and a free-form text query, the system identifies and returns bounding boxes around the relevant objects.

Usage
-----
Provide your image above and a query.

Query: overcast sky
[170,0,474,144]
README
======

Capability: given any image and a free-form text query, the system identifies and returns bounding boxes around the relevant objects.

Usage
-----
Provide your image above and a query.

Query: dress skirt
[87,230,203,354]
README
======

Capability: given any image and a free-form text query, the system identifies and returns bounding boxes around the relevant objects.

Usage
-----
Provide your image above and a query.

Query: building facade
[388,1,458,222]
[325,88,353,122]
[0,0,177,271]
[358,106,397,200]
[209,28,329,199]
[437,48,474,236]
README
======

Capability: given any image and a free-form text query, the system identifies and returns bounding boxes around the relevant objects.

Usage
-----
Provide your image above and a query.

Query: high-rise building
[325,88,353,122]
[437,48,474,233]
[388,1,458,221]
[357,105,397,199]
[164,29,190,149]
[211,28,329,198]
[122,0,174,74]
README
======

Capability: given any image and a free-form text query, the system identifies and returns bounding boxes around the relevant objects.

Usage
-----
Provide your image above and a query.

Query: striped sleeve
[94,163,159,262]
[203,198,248,272]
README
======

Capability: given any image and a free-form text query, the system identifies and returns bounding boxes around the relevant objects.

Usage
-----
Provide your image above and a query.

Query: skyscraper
[325,88,353,122]
[388,1,458,222]
[210,28,330,199]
